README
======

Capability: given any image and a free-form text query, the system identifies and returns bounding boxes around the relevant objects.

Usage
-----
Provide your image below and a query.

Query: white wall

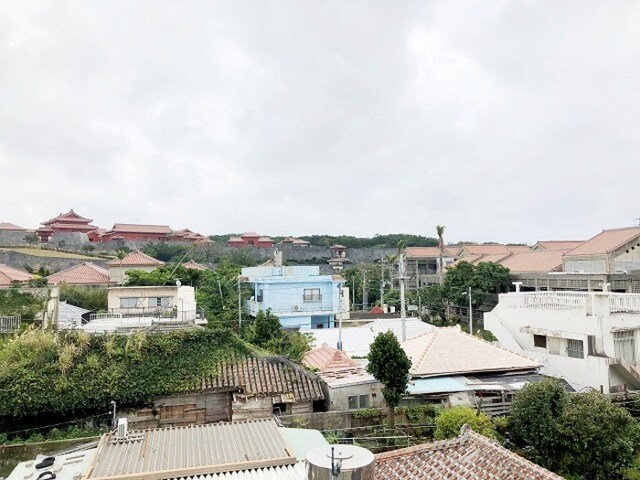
[485,292,640,393]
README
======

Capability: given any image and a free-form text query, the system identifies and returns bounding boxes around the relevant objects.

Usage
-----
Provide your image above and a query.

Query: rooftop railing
[499,291,640,315]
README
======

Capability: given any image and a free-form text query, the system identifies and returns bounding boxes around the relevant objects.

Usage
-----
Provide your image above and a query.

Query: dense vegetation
[434,406,496,440]
[509,379,640,480]
[0,329,248,429]
[208,233,439,248]
[59,285,107,311]
[0,289,46,321]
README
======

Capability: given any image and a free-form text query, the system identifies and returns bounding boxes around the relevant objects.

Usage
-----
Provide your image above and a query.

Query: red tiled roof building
[37,210,98,242]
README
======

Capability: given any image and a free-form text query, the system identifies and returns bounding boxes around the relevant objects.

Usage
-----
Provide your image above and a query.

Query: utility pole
[380,257,385,310]
[362,270,368,311]
[399,252,407,341]
[468,286,473,335]
[237,276,242,330]
[352,278,356,310]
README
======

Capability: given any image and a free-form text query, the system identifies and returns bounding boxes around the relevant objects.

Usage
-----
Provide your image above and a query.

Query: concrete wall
[109,264,157,284]
[325,381,385,411]
[0,250,108,272]
[484,292,640,393]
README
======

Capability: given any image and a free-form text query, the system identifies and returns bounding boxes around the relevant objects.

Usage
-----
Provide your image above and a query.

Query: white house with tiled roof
[108,250,164,284]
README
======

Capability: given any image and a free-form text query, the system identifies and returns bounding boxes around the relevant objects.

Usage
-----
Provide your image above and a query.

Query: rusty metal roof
[202,356,324,403]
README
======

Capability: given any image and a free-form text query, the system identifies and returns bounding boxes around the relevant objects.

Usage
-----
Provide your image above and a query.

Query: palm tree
[436,225,445,282]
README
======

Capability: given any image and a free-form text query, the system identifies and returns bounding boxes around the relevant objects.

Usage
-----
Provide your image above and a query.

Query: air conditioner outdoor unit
[117,418,128,438]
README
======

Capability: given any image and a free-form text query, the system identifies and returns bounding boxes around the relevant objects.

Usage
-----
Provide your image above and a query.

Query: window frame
[119,297,139,309]
[533,334,547,348]
[567,339,584,359]
[303,288,322,302]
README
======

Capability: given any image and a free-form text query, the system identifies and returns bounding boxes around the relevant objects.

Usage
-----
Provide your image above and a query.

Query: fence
[0,315,21,333]
[498,292,592,313]
[609,295,640,314]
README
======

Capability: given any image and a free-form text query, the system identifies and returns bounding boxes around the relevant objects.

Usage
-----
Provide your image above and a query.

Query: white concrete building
[485,290,640,393]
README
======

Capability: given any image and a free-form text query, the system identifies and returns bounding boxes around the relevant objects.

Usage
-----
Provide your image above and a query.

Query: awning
[407,376,470,395]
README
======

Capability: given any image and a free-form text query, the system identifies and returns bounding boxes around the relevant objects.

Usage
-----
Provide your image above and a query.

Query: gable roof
[108,250,164,267]
[500,249,566,273]
[402,327,540,378]
[47,262,111,285]
[86,419,297,480]
[534,240,584,251]
[303,343,362,372]
[0,222,27,231]
[374,425,563,479]
[564,227,640,256]
[202,356,324,403]
[110,223,172,234]
[42,209,92,225]
[459,244,531,256]
[182,260,209,271]
[406,246,459,259]
[0,264,33,287]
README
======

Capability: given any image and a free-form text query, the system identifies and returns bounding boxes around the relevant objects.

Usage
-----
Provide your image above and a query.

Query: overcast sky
[1,2,639,244]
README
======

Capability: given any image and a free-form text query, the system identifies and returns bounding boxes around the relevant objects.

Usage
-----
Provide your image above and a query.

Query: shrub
[434,406,496,440]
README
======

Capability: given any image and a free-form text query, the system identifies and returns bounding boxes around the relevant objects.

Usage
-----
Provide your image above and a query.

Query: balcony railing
[499,292,591,313]
[609,295,640,314]
[0,315,20,333]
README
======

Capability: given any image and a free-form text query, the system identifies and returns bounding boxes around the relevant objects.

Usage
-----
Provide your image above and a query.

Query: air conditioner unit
[117,418,128,438]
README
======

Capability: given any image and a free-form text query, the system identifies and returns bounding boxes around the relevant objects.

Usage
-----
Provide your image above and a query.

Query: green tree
[59,285,108,311]
[559,392,640,480]
[251,309,282,346]
[434,406,496,440]
[510,379,640,480]
[23,233,39,245]
[366,331,411,428]
[510,378,568,469]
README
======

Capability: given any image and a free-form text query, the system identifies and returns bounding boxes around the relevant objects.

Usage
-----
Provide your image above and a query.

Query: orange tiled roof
[564,227,640,256]
[402,327,540,378]
[374,425,563,479]
[0,264,34,287]
[108,250,164,267]
[47,262,112,285]
[303,343,362,372]
[110,223,172,234]
[500,250,566,273]
[0,222,27,231]
[471,253,513,265]
[183,260,209,271]
[534,240,584,251]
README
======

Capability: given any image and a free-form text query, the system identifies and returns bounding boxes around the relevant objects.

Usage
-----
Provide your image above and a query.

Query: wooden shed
[124,356,324,428]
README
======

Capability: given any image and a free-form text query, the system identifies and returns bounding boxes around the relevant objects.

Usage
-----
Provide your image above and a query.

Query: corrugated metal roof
[407,376,470,395]
[181,463,304,480]
[201,357,324,403]
[87,419,296,480]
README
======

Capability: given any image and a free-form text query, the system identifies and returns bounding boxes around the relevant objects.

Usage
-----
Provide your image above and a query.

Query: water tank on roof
[305,445,374,480]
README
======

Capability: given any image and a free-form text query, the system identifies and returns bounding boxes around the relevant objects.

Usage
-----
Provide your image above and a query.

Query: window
[567,339,584,359]
[257,289,264,303]
[148,297,172,308]
[303,288,322,302]
[614,331,636,363]
[119,297,138,308]
[533,334,547,348]
[348,395,370,409]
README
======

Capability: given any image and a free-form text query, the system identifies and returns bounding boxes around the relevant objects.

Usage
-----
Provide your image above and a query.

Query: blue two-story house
[241,265,345,329]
